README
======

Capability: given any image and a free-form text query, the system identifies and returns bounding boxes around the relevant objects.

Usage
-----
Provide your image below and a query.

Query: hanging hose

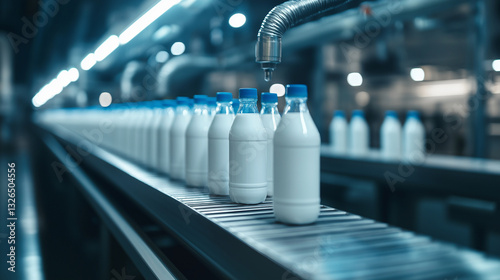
[256,0,364,81]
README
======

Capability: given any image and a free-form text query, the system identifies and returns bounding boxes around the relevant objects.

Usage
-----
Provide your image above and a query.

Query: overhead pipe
[255,0,365,81]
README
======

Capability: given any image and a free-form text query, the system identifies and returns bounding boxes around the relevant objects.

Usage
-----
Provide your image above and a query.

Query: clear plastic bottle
[403,110,425,161]
[229,88,267,204]
[186,95,211,187]
[329,110,348,154]
[381,110,402,160]
[260,92,281,196]
[348,110,369,157]
[157,100,176,174]
[169,97,192,180]
[208,92,235,195]
[274,84,320,225]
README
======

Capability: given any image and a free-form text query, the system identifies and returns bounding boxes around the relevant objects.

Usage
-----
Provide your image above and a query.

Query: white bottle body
[140,109,155,166]
[185,114,212,187]
[169,114,192,180]
[274,112,321,225]
[158,108,175,174]
[208,114,235,195]
[403,118,425,161]
[329,117,348,154]
[380,117,402,160]
[148,109,163,169]
[349,117,369,156]
[229,114,268,204]
[260,113,281,196]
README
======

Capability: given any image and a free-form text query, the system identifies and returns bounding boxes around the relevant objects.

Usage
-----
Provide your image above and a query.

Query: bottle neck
[193,104,208,115]
[216,102,234,115]
[284,97,308,114]
[238,98,258,114]
[260,102,279,114]
[176,105,191,115]
[163,106,175,115]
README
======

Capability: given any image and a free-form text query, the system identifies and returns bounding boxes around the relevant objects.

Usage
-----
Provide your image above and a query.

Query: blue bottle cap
[151,100,163,108]
[261,92,278,103]
[162,100,176,107]
[285,84,307,98]
[407,110,420,120]
[334,110,345,118]
[216,92,233,102]
[386,110,397,118]
[176,96,189,106]
[193,95,207,104]
[239,88,258,99]
[207,97,217,106]
[352,110,364,118]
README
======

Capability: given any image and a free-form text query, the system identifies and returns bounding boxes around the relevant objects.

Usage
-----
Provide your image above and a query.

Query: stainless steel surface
[42,124,500,280]
[321,145,500,174]
[42,133,179,280]
[321,145,500,202]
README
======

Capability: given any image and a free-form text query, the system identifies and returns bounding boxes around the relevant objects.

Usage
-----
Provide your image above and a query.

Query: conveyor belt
[41,125,500,280]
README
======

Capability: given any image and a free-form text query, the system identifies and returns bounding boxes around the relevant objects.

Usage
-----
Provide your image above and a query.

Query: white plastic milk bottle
[208,92,235,195]
[274,84,320,225]
[169,97,192,180]
[229,88,267,204]
[329,110,347,154]
[380,110,402,160]
[260,92,280,196]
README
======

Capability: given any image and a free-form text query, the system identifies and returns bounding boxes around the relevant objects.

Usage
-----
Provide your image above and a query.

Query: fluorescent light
[31,79,63,107]
[171,42,185,55]
[229,13,246,28]
[416,79,470,97]
[493,59,500,72]
[68,68,79,82]
[347,72,363,87]
[119,0,181,45]
[410,68,425,81]
[99,92,112,107]
[155,50,169,63]
[48,78,63,96]
[94,35,120,61]
[81,53,96,70]
[269,83,285,97]
[57,70,71,87]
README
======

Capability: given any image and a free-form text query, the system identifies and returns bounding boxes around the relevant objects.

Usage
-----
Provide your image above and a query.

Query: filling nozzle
[255,35,281,82]
[256,0,364,82]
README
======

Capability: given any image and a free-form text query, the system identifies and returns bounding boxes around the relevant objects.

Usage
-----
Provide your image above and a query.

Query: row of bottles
[329,110,425,160]
[37,85,320,225]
